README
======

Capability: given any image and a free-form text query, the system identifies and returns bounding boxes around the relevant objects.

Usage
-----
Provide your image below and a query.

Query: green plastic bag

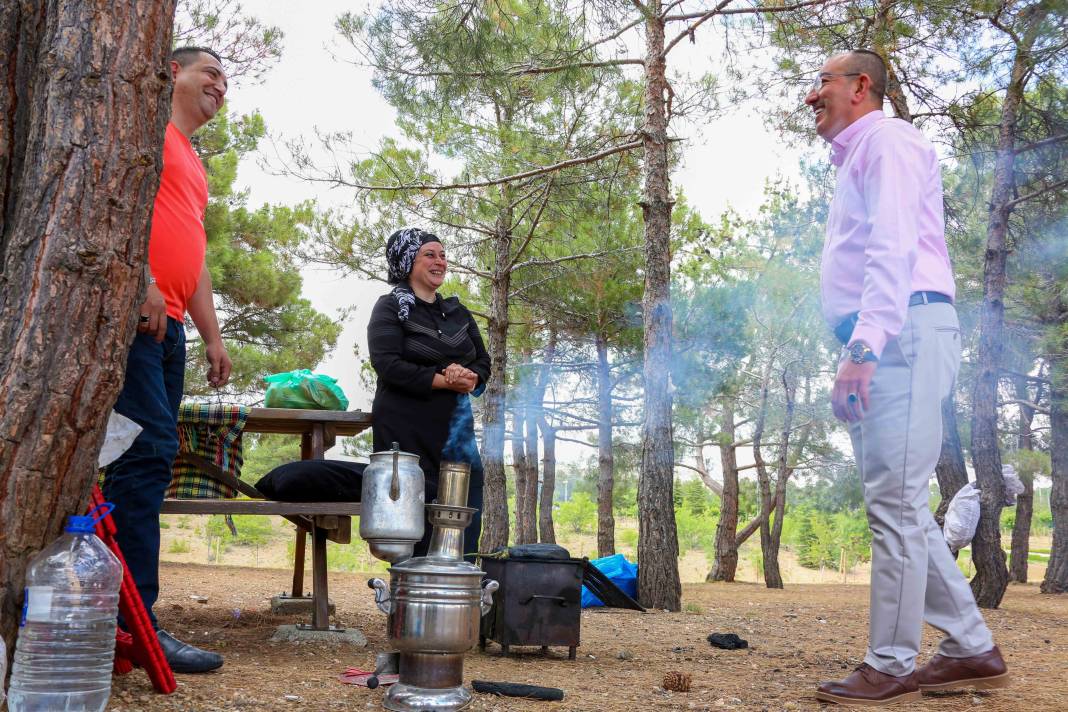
[263,369,349,411]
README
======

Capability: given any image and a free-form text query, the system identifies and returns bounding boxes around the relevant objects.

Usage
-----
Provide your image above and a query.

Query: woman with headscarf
[367,227,490,557]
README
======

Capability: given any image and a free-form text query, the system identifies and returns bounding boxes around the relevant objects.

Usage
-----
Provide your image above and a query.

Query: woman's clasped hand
[442,363,478,392]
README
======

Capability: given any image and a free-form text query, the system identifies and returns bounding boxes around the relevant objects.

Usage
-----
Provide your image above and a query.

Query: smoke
[442,393,479,464]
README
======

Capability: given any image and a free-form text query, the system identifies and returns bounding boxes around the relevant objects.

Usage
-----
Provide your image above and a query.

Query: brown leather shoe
[917,645,1010,692]
[815,664,921,707]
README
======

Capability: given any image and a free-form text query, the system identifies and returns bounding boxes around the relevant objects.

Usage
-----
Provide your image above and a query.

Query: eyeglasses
[808,72,862,93]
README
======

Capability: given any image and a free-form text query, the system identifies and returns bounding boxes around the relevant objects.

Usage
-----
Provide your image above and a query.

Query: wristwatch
[847,341,878,364]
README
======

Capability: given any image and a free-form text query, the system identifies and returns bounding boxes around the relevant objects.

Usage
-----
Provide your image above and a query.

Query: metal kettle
[360,444,425,562]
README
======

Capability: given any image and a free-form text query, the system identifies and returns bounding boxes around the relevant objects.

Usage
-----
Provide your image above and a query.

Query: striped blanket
[167,402,250,499]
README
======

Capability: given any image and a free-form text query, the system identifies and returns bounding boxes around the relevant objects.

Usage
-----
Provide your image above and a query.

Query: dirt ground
[102,561,1068,712]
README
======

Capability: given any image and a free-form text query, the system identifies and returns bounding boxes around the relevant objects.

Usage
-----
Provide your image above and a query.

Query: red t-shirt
[148,122,209,320]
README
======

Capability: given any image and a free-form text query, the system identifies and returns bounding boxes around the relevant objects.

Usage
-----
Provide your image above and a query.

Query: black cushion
[254,459,365,502]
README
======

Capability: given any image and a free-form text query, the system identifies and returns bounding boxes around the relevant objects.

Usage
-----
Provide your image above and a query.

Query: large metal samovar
[360,445,425,563]
[368,462,497,712]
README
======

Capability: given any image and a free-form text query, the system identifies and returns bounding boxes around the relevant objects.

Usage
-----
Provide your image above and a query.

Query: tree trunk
[763,366,799,590]
[595,333,616,557]
[871,0,912,123]
[764,475,789,589]
[636,2,680,611]
[1009,376,1037,583]
[748,366,777,582]
[708,399,739,581]
[1042,354,1068,593]
[510,407,536,544]
[538,420,557,544]
[480,213,513,551]
[970,19,1040,608]
[934,393,969,527]
[512,352,538,545]
[0,0,175,657]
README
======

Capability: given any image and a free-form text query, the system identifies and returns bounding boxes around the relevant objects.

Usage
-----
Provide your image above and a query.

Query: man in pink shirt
[806,50,1009,706]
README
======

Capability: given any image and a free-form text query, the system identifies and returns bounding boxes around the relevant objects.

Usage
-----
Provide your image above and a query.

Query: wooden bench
[160,407,372,631]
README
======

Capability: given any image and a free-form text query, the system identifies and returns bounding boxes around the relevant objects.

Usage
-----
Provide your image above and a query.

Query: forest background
[1,0,1065,642]
[164,0,1067,610]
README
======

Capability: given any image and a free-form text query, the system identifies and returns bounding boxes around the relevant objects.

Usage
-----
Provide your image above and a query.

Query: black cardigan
[366,290,491,485]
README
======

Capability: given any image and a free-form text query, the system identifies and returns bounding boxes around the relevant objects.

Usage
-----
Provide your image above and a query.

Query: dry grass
[104,561,1068,711]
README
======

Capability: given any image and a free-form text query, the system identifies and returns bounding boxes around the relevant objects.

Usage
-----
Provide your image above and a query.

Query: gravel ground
[102,561,1068,711]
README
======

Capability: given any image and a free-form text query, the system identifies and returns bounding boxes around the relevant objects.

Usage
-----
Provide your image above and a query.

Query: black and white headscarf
[385,227,442,321]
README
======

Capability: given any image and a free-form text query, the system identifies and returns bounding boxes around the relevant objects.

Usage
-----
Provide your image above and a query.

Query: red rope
[90,486,176,694]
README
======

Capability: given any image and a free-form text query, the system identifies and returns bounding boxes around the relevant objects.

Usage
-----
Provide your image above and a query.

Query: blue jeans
[102,318,185,626]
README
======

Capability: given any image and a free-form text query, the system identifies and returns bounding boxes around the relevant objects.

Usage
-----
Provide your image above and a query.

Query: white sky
[232,0,813,466]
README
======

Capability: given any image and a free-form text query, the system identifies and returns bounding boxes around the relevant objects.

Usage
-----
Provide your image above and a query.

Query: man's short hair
[171,46,223,68]
[844,50,887,102]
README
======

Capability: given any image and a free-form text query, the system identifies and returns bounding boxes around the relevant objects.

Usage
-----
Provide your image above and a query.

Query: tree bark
[970,11,1044,608]
[0,0,175,657]
[749,366,777,582]
[480,207,513,551]
[1009,376,1037,583]
[595,333,616,557]
[538,419,557,544]
[871,0,912,123]
[709,398,740,582]
[763,366,800,590]
[509,408,536,544]
[512,351,538,545]
[1042,355,1068,593]
[934,393,969,527]
[636,1,680,610]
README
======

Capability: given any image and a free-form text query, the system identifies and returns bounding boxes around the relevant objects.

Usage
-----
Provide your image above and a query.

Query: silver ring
[139,315,150,323]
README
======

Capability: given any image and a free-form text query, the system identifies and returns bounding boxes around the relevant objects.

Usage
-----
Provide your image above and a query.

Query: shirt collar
[829,110,885,166]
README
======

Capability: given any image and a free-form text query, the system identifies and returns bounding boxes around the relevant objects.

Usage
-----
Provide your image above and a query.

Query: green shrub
[675,507,715,555]
[556,493,597,534]
[791,508,870,570]
[619,528,639,550]
[230,515,274,548]
[167,539,191,554]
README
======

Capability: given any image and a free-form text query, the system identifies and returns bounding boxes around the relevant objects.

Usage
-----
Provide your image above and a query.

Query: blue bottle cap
[65,515,96,533]
[65,502,115,533]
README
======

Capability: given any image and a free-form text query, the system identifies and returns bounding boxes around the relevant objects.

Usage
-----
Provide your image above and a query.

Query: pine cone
[662,671,692,692]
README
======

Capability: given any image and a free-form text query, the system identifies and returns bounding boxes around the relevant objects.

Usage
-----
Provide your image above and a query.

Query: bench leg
[291,527,307,597]
[311,525,330,630]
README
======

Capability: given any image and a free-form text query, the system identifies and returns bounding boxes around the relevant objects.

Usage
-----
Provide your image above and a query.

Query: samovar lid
[390,556,485,576]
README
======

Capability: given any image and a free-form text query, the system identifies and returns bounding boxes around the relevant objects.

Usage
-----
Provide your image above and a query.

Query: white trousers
[848,302,994,676]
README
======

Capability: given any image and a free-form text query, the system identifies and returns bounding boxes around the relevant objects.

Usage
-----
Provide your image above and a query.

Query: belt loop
[921,291,929,305]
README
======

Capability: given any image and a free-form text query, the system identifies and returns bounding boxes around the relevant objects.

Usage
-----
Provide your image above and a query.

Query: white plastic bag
[1001,464,1025,506]
[98,411,142,468]
[943,483,981,552]
[1,634,6,706]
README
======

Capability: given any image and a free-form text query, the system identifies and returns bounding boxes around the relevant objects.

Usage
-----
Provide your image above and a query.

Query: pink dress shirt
[820,110,956,358]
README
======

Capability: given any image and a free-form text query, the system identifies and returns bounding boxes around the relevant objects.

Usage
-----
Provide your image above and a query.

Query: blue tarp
[581,553,638,608]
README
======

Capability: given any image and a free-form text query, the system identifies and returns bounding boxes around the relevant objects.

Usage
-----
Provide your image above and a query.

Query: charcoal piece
[707,632,748,650]
[472,680,565,701]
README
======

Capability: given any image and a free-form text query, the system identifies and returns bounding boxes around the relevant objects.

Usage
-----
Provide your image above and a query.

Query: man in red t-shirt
[103,46,232,674]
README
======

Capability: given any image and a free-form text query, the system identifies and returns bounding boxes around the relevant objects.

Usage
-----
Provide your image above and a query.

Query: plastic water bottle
[7,504,123,712]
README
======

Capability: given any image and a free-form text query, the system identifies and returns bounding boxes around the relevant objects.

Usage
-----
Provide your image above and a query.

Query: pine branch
[1004,177,1068,209]
[315,139,645,193]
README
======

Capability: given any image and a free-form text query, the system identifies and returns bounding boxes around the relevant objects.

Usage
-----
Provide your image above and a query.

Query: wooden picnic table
[160,407,372,631]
